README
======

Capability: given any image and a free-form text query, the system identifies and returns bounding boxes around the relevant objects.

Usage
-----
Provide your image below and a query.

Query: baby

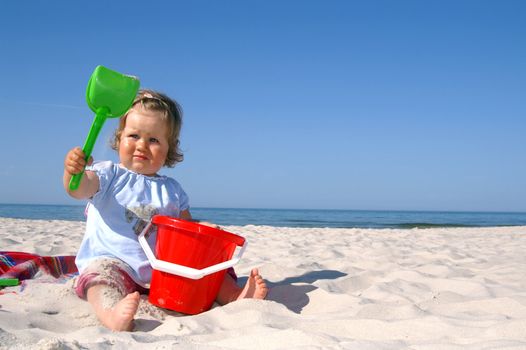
[63,89,267,331]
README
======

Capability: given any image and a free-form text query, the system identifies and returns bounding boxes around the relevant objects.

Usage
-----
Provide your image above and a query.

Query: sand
[1,217,526,349]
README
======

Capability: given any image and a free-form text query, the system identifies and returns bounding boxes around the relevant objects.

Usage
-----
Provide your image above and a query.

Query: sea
[1,203,526,229]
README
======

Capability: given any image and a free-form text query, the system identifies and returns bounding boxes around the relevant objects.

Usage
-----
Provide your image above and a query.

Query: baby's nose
[136,138,147,148]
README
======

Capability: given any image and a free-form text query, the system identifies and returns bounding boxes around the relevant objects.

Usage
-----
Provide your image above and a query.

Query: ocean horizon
[1,203,526,229]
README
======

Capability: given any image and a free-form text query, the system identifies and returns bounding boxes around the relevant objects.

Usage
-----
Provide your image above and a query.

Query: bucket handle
[138,221,247,280]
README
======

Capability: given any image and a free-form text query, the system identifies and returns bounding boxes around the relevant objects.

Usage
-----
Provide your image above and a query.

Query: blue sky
[1,1,525,212]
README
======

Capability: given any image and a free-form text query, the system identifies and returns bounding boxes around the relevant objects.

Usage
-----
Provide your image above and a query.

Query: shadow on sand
[135,269,348,330]
[238,269,347,314]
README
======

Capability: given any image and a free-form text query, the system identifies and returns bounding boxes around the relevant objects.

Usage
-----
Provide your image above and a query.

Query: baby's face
[118,107,169,176]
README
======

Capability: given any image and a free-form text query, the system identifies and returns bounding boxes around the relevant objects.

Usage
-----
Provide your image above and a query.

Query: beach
[1,217,526,349]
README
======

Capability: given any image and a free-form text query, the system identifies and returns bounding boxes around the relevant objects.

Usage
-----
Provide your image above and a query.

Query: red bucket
[138,215,246,315]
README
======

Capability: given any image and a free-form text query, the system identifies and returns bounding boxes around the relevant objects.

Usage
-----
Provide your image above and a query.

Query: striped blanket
[0,251,78,282]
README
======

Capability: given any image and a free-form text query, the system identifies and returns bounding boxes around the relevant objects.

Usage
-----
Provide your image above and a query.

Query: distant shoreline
[1,203,526,229]
[2,202,526,214]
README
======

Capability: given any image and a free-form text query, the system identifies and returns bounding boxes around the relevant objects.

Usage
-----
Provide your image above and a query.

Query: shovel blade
[86,65,140,117]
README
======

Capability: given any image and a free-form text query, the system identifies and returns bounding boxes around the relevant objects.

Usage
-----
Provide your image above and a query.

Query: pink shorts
[74,258,238,299]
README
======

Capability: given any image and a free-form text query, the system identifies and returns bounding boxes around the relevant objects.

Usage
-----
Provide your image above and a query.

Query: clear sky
[1,1,525,212]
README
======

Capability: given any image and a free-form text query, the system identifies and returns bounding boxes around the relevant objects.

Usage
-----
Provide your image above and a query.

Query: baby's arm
[63,147,100,199]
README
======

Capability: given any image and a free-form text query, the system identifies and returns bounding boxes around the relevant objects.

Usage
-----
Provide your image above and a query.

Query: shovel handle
[0,278,19,287]
[69,108,109,191]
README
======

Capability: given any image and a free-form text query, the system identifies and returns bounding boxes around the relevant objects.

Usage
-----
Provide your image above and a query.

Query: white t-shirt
[75,161,189,287]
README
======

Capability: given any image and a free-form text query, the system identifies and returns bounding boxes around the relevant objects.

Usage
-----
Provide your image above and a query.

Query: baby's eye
[128,134,139,139]
[149,137,160,144]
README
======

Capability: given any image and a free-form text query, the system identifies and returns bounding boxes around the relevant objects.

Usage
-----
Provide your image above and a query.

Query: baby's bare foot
[237,268,268,300]
[103,291,140,331]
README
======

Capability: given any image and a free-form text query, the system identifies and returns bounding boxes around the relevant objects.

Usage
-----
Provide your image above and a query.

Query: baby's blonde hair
[111,89,184,167]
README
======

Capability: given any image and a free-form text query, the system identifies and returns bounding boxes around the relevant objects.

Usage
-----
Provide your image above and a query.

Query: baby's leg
[86,285,140,331]
[74,258,146,331]
[216,268,268,305]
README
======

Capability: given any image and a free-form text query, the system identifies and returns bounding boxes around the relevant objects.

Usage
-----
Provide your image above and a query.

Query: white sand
[1,217,526,349]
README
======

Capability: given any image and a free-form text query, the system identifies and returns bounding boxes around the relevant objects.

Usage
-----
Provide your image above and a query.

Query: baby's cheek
[120,139,131,147]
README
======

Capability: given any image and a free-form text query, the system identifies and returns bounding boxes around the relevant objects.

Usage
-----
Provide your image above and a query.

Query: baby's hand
[64,147,93,175]
[197,221,222,230]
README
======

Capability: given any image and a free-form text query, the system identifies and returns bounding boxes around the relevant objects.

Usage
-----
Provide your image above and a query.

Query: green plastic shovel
[69,65,140,190]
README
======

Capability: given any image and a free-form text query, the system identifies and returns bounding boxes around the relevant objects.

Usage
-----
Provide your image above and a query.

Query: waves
[393,222,478,229]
